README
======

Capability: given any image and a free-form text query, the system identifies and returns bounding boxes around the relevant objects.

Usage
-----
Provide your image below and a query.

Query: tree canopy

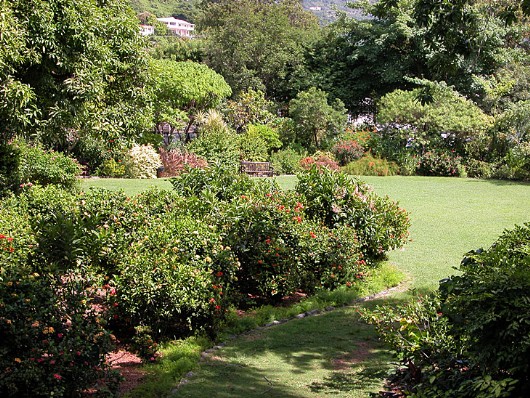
[148,59,232,140]
[0,0,150,148]
[309,0,526,114]
[289,87,348,150]
[198,0,320,102]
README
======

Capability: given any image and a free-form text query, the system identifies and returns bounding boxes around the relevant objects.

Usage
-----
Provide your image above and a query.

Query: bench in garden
[240,161,274,177]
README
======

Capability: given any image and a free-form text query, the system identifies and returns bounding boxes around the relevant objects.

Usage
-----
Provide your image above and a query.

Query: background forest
[2,0,530,188]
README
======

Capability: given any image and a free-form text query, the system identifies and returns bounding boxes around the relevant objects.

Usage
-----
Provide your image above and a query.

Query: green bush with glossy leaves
[112,214,239,337]
[363,223,530,397]
[295,167,410,262]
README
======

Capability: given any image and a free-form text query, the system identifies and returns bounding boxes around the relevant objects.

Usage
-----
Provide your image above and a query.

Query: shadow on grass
[309,366,391,396]
[463,178,530,187]
[175,293,419,398]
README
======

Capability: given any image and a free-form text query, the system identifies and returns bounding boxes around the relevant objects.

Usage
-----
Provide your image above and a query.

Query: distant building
[139,25,155,36]
[309,6,322,11]
[156,17,195,37]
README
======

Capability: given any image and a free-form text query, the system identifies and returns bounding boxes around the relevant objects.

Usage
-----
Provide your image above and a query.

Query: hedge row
[0,166,410,396]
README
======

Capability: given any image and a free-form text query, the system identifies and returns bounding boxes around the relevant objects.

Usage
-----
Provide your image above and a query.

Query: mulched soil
[107,350,147,396]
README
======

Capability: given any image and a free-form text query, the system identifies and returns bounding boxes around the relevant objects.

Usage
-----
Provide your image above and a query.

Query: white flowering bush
[124,145,162,179]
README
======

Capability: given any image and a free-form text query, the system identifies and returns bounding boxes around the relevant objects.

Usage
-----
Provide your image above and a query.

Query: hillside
[129,0,367,24]
[302,0,368,23]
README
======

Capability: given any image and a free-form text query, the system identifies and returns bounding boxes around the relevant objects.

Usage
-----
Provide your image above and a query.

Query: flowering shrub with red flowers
[220,190,363,303]
[331,140,365,166]
[296,166,410,262]
[0,163,411,394]
[0,270,119,397]
[299,152,340,171]
[111,214,240,337]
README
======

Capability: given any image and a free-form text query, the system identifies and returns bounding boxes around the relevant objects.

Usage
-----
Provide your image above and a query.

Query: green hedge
[1,165,411,396]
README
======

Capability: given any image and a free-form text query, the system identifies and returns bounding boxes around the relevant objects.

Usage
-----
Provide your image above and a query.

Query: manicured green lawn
[360,176,529,290]
[80,177,173,196]
[83,175,529,397]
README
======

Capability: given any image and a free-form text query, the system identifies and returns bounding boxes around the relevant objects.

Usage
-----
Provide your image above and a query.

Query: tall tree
[289,87,347,150]
[198,0,320,102]
[0,0,150,148]
[309,0,518,113]
[148,59,231,141]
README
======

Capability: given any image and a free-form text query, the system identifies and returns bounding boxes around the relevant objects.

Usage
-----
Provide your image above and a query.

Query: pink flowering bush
[331,140,365,166]
[417,150,463,176]
[299,152,340,171]
[159,147,208,177]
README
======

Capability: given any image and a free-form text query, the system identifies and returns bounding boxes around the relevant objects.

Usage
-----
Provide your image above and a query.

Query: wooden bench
[240,161,274,177]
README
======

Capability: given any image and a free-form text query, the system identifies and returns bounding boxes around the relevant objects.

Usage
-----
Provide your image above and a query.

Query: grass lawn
[80,177,173,196]
[360,176,530,290]
[83,175,529,397]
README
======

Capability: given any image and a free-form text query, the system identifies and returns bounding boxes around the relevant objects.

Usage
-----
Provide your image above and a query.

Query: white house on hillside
[156,17,195,37]
[139,25,155,36]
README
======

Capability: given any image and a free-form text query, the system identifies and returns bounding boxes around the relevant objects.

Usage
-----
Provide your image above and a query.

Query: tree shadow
[176,292,426,397]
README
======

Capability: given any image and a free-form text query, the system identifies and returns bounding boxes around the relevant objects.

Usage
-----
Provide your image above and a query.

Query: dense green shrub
[69,135,111,175]
[14,140,81,191]
[464,159,495,179]
[342,153,399,176]
[95,158,126,178]
[0,194,36,269]
[246,124,283,154]
[297,223,366,293]
[270,147,305,175]
[496,142,530,181]
[238,129,269,161]
[170,164,278,201]
[296,167,410,262]
[112,215,239,337]
[188,126,240,171]
[0,227,119,398]
[364,223,530,397]
[439,223,530,396]
[220,191,364,302]
[0,142,20,196]
[16,186,84,272]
